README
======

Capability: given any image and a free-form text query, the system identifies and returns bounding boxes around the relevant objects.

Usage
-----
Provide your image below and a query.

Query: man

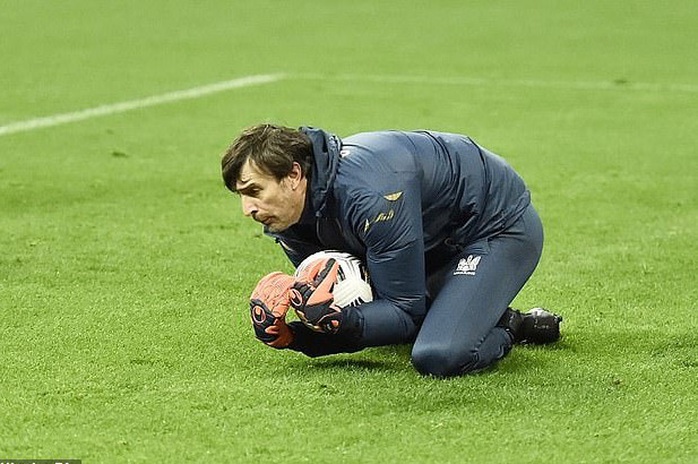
[221,124,562,377]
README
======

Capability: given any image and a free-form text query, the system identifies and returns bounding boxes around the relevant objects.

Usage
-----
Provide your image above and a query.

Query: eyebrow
[235,181,260,195]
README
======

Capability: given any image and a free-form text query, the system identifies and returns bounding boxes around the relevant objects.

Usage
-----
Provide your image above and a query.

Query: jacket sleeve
[286,175,426,357]
[350,175,427,346]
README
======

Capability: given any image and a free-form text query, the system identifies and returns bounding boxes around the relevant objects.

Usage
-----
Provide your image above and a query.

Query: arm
[351,176,427,346]
[286,176,427,356]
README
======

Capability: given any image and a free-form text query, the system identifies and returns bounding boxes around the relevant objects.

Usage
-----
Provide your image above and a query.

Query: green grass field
[1,1,696,462]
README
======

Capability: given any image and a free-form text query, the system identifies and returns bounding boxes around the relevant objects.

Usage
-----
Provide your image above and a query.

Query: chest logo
[383,191,403,201]
[362,209,396,233]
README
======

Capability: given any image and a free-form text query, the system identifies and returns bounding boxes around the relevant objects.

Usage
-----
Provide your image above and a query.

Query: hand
[249,272,295,348]
[290,258,344,333]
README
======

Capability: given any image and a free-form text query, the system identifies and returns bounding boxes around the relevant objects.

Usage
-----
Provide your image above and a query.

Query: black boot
[498,307,563,344]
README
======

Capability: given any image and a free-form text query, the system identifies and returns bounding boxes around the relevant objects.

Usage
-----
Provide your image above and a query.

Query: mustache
[252,213,270,224]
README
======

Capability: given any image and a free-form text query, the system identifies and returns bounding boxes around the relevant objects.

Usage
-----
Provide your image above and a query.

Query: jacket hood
[300,126,341,218]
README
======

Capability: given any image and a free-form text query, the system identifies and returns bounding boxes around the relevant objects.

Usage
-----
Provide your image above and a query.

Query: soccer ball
[294,250,373,308]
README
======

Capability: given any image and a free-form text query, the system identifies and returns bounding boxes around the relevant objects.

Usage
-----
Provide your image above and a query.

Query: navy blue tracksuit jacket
[267,127,534,360]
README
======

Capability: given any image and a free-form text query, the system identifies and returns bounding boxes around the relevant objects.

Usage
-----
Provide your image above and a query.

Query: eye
[236,186,261,197]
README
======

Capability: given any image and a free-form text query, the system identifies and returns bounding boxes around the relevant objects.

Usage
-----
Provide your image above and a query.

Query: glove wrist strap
[336,306,363,339]
[287,307,365,357]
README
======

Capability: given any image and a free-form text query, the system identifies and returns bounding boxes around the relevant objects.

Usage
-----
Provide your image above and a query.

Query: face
[235,159,307,233]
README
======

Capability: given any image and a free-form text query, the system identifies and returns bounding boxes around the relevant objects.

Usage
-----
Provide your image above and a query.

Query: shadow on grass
[308,358,392,371]
[298,340,572,378]
[303,344,414,374]
[517,338,572,352]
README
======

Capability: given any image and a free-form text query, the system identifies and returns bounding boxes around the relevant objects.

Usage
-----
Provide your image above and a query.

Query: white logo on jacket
[454,255,481,276]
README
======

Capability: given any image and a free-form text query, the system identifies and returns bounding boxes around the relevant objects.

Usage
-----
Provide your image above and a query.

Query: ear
[287,161,304,189]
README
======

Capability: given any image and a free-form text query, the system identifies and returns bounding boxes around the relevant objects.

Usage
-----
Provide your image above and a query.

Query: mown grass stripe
[295,73,698,94]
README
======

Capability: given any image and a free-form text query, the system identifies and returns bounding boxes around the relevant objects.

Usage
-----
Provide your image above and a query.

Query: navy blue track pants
[411,204,544,377]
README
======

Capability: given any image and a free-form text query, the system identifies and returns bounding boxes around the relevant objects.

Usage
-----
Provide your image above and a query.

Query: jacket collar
[300,126,341,218]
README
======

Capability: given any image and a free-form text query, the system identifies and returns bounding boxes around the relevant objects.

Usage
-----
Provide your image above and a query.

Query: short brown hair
[221,124,313,192]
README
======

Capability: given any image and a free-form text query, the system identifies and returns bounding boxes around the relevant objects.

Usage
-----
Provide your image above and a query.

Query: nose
[241,196,258,218]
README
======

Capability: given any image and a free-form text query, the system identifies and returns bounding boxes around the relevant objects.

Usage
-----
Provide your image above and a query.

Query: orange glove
[290,258,344,333]
[249,272,295,348]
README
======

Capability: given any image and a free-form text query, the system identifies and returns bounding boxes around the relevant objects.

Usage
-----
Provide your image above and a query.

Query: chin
[265,223,289,233]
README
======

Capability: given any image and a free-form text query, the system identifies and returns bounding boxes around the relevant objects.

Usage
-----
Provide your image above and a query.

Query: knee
[411,343,479,378]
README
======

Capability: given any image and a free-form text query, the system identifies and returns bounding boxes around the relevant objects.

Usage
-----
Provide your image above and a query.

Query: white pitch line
[294,72,698,94]
[0,73,286,137]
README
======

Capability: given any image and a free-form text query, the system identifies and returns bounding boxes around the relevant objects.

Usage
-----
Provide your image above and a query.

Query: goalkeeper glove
[290,258,344,334]
[249,272,295,348]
